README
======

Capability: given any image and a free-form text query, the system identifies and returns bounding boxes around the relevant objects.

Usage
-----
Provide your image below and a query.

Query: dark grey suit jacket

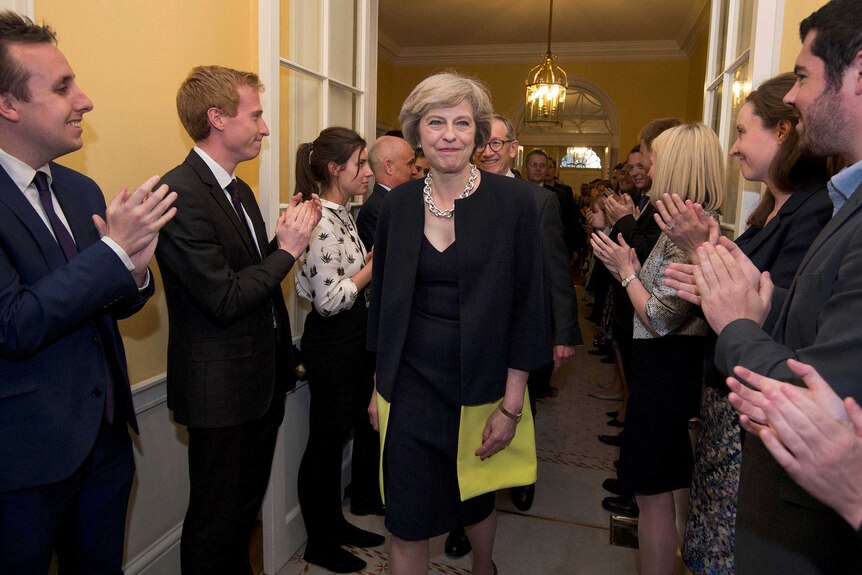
[716,183,862,573]
[356,182,388,251]
[529,182,582,347]
[156,151,294,428]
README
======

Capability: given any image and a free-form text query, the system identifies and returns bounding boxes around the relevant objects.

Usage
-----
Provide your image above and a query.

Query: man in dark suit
[155,66,320,575]
[526,149,579,264]
[0,11,177,574]
[357,134,415,250]
[669,2,862,571]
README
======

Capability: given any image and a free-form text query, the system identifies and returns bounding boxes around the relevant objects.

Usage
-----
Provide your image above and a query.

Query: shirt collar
[0,147,51,193]
[193,146,235,190]
[827,160,862,215]
[320,197,347,211]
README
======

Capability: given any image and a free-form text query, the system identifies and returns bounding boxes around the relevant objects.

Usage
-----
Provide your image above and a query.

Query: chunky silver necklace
[423,163,478,219]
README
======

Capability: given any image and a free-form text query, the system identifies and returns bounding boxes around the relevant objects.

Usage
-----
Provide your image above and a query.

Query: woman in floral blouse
[293,127,384,574]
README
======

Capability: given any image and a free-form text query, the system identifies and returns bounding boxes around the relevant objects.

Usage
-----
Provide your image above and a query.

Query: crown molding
[382,40,687,67]
[378,30,400,63]
[680,2,711,57]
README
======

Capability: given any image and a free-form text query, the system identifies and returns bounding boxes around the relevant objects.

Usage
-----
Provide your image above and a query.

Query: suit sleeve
[367,196,389,352]
[611,210,661,264]
[155,181,295,327]
[541,193,582,346]
[356,199,377,252]
[508,198,552,370]
[0,235,139,361]
[715,223,862,401]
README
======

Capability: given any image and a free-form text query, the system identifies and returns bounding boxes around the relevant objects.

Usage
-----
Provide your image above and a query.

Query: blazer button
[91,387,103,398]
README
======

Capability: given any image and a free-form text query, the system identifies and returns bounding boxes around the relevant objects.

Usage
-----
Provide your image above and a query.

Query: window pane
[712,0,729,75]
[329,85,358,131]
[329,0,357,86]
[280,67,321,204]
[735,0,755,59]
[722,61,750,227]
[281,0,321,71]
[710,82,724,134]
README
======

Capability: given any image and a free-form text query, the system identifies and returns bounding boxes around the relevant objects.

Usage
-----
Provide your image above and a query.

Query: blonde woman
[591,123,724,575]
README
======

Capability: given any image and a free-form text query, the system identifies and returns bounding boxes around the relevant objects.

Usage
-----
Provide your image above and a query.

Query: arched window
[516,79,619,177]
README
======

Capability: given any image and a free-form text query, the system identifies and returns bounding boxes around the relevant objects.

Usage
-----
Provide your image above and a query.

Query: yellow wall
[36,0,259,384]
[378,58,697,154]
[779,0,829,72]
[686,26,710,121]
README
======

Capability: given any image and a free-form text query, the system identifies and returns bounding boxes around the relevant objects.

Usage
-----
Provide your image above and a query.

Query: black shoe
[349,499,385,516]
[601,477,628,496]
[511,484,535,511]
[304,544,367,573]
[337,523,385,548]
[587,348,611,356]
[444,528,472,558]
[606,417,625,428]
[606,410,619,418]
[600,356,615,364]
[598,433,623,447]
[534,386,559,399]
[601,495,639,517]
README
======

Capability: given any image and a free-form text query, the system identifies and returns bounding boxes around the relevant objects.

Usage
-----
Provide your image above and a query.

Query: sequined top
[632,219,714,340]
[296,199,368,316]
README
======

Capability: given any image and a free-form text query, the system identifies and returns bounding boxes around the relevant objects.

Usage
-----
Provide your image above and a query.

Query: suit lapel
[50,168,99,252]
[794,183,862,274]
[0,166,67,269]
[744,182,823,257]
[185,151,261,260]
[771,183,862,335]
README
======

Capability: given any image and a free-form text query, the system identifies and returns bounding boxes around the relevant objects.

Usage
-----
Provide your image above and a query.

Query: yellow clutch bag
[456,390,537,501]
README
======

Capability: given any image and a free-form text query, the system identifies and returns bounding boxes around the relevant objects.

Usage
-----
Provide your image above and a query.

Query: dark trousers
[181,394,285,575]
[0,418,134,575]
[527,362,553,416]
[298,307,378,550]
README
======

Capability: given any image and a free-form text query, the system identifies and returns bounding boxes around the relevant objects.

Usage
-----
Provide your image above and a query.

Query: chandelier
[524,0,568,126]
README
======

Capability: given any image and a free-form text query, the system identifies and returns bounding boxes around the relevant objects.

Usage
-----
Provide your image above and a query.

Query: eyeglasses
[484,139,514,152]
[526,162,547,169]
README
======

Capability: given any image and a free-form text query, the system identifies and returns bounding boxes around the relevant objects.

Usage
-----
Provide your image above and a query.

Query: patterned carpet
[276,288,638,574]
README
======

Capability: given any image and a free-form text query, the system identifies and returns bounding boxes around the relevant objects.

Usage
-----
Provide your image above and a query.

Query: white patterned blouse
[295,198,368,316]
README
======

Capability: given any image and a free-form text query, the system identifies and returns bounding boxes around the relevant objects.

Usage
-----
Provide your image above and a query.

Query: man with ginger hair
[156,65,320,574]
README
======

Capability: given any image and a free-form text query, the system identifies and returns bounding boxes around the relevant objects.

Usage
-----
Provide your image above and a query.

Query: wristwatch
[621,274,638,288]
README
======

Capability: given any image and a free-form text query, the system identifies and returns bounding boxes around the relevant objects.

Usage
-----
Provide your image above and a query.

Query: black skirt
[618,335,704,495]
[383,238,494,540]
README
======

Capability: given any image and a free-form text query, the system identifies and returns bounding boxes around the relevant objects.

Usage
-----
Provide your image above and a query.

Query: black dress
[383,237,495,541]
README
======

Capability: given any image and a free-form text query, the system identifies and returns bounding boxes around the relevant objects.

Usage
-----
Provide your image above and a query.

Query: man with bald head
[357,135,415,250]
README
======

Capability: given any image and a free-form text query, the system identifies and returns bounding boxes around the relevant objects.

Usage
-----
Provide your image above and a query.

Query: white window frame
[704,0,784,236]
[257,2,377,573]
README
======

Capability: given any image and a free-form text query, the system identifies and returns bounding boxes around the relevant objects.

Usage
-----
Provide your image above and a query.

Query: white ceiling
[378,0,711,65]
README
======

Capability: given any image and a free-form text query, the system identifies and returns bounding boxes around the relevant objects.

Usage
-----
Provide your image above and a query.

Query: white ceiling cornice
[384,40,688,67]
[378,30,400,64]
[680,2,711,57]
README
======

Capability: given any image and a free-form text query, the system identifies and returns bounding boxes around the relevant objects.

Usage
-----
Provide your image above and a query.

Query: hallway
[274,290,640,574]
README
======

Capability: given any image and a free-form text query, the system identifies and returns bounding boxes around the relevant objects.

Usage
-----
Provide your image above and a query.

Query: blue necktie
[33,172,78,261]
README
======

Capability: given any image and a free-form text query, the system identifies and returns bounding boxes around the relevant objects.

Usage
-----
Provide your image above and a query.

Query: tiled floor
[274,292,640,574]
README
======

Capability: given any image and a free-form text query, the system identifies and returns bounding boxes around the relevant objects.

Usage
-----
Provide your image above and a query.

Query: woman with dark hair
[367,71,549,575]
[656,73,835,574]
[294,127,385,573]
